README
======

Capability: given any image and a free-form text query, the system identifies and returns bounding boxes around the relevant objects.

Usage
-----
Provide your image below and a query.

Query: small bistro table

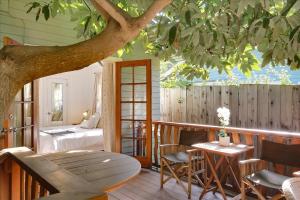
[192,141,254,200]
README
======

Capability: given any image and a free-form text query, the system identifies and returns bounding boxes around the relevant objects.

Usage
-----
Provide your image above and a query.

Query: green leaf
[185,10,191,26]
[289,25,300,40]
[168,25,177,46]
[42,5,50,21]
[262,50,273,67]
[84,16,91,34]
[262,17,270,28]
[26,2,40,13]
[36,8,41,21]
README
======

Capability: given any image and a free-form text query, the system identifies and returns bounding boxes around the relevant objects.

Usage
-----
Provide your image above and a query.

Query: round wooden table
[7,147,141,199]
[282,178,300,200]
[44,150,142,192]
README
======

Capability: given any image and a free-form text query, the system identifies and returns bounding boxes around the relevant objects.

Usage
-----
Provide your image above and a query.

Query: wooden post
[0,158,11,200]
[3,119,13,148]
[11,160,21,200]
[102,60,118,152]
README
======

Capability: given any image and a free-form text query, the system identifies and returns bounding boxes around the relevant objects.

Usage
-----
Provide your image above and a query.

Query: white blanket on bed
[39,125,103,154]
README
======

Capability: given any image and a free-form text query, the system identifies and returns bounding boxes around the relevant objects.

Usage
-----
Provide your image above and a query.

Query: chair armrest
[160,144,179,148]
[293,171,300,177]
[239,159,266,177]
[186,148,202,153]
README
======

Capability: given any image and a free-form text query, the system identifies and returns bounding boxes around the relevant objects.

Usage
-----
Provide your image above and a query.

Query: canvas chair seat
[163,152,203,163]
[246,169,290,190]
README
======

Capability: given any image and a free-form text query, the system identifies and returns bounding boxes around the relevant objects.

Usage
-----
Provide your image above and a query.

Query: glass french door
[13,83,35,149]
[116,59,152,168]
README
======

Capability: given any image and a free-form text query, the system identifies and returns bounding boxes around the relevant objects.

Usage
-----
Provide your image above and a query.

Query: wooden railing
[0,147,107,200]
[152,121,300,186]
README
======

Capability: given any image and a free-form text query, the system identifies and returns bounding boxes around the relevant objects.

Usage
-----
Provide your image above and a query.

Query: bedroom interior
[38,61,105,153]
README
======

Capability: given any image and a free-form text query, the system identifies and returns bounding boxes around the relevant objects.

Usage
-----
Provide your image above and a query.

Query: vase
[219,136,230,146]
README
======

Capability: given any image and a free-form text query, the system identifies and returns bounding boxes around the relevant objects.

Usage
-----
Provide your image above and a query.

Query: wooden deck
[108,169,230,200]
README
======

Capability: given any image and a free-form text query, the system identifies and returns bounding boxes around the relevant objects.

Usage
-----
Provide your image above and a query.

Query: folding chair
[160,130,208,199]
[240,140,300,200]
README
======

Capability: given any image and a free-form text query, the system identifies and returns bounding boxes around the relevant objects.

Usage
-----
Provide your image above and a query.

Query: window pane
[121,67,133,83]
[134,121,146,156]
[14,129,23,147]
[134,103,147,120]
[122,139,134,156]
[121,121,133,137]
[51,83,63,122]
[12,103,22,128]
[121,103,133,119]
[134,85,146,101]
[134,66,146,83]
[24,103,32,126]
[24,128,32,148]
[24,83,32,101]
[121,85,133,101]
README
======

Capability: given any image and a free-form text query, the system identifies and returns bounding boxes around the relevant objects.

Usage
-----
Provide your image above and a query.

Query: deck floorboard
[108,169,230,200]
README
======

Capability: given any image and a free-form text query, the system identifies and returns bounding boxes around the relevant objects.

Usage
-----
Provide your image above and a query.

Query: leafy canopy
[27,0,300,79]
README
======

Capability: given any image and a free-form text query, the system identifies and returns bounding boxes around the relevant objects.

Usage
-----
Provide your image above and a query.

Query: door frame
[115,59,152,168]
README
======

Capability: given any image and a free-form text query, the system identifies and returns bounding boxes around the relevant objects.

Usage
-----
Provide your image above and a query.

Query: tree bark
[0,0,171,126]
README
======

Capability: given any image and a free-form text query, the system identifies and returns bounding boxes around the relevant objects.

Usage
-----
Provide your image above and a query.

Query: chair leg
[160,158,164,189]
[241,179,246,200]
[244,179,266,200]
[188,158,192,199]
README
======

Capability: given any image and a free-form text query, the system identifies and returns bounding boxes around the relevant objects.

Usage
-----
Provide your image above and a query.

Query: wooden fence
[160,85,300,132]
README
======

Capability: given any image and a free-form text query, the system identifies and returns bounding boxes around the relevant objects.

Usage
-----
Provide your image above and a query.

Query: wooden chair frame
[160,144,206,199]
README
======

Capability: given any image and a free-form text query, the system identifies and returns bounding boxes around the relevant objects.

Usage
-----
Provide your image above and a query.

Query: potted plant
[217,107,231,146]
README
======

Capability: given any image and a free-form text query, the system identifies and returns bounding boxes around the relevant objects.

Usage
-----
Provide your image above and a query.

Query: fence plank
[269,85,281,130]
[207,86,214,125]
[186,87,194,123]
[229,86,239,127]
[200,86,208,124]
[292,86,300,131]
[280,86,293,131]
[257,85,269,129]
[238,85,248,128]
[247,85,257,128]
[213,86,222,125]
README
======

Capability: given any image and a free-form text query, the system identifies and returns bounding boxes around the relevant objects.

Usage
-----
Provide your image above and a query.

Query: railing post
[12,160,21,200]
[0,157,11,200]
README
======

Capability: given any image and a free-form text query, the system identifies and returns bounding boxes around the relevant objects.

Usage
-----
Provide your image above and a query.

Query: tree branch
[281,0,297,16]
[134,0,172,29]
[93,0,131,29]
[0,0,173,122]
[90,0,110,22]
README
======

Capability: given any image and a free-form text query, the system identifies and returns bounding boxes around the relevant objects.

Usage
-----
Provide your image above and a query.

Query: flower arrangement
[217,107,231,146]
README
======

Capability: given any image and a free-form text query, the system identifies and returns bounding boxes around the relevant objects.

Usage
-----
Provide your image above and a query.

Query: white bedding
[39,125,103,154]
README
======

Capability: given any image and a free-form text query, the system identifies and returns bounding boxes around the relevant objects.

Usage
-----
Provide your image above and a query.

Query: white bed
[39,125,104,154]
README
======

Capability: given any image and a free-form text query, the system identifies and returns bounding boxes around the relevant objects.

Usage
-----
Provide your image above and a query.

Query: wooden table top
[3,147,141,199]
[282,177,300,200]
[192,141,254,157]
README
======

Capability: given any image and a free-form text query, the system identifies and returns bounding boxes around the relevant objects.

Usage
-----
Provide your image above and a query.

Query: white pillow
[80,119,90,129]
[87,113,101,129]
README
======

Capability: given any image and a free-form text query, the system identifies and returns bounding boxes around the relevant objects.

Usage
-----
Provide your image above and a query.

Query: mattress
[39,125,104,154]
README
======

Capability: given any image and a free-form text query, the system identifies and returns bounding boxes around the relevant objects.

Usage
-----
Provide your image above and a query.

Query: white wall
[39,63,101,127]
